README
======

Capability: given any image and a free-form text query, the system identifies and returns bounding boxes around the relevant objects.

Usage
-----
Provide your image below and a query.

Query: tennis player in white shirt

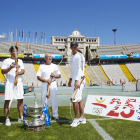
[68,41,86,127]
[1,46,25,126]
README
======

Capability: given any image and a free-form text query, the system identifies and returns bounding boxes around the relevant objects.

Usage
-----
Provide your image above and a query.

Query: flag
[12,29,14,37]
[26,30,27,43]
[41,32,43,39]
[9,28,10,39]
[19,30,20,37]
[35,32,37,38]
[16,29,17,39]
[22,30,23,38]
[33,31,34,39]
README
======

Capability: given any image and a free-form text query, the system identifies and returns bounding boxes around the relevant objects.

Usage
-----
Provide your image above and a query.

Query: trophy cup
[24,93,45,132]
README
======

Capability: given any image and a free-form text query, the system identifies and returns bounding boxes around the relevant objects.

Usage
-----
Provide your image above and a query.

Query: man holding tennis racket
[68,41,86,127]
[1,46,25,126]
[37,53,61,120]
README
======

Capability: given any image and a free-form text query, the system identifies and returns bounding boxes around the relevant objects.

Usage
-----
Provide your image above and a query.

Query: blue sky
[0,0,140,45]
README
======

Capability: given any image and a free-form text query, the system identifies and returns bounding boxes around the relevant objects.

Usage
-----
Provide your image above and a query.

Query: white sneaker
[5,118,11,126]
[40,113,45,120]
[18,116,23,122]
[70,118,80,127]
[79,117,86,124]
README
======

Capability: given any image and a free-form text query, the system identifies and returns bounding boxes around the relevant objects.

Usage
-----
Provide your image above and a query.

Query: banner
[41,32,43,39]
[12,29,14,37]
[33,31,34,39]
[0,53,24,58]
[22,30,24,38]
[133,54,140,58]
[16,29,17,41]
[35,32,37,38]
[33,54,62,59]
[100,55,127,59]
[84,95,140,121]
[9,28,10,40]
[29,31,30,38]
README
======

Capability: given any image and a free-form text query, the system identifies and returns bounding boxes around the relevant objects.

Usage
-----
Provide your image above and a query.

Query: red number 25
[107,98,136,118]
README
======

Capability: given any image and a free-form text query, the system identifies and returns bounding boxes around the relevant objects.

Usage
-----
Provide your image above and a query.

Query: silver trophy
[24,93,45,132]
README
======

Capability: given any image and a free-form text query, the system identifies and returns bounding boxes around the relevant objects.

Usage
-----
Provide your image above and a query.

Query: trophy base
[26,119,46,132]
[26,124,45,132]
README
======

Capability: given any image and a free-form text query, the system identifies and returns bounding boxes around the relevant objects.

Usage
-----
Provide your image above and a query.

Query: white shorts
[71,79,85,102]
[5,82,24,100]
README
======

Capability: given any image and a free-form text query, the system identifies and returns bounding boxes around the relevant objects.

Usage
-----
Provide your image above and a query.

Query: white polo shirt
[36,63,61,81]
[1,58,24,84]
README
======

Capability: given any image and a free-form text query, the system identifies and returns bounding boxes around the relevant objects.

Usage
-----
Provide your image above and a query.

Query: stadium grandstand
[0,30,140,87]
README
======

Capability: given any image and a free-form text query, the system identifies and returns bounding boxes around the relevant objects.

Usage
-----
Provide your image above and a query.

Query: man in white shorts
[1,46,25,126]
[37,53,61,120]
[68,41,86,127]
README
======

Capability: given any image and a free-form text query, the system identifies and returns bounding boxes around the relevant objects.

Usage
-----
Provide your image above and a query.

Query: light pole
[112,29,117,45]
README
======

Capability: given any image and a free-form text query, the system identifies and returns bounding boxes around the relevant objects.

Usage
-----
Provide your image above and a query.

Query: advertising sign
[100,55,127,59]
[33,54,62,59]
[0,53,24,58]
[84,95,140,121]
[133,54,140,58]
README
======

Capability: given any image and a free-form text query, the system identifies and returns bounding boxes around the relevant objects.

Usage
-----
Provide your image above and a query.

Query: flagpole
[12,29,14,42]
[45,32,46,44]
[22,30,23,42]
[26,30,27,43]
[33,31,34,43]
[44,32,45,44]
[29,31,30,43]
[36,32,37,44]
[9,28,10,41]
[19,30,20,43]
[16,29,17,42]
[41,32,43,44]
[23,30,24,42]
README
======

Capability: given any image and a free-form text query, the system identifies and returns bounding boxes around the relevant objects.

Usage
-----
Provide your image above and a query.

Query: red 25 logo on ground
[107,98,136,118]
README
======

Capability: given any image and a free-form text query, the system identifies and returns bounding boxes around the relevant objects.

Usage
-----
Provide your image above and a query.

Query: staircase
[119,63,137,83]
[91,65,108,86]
[99,65,113,85]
